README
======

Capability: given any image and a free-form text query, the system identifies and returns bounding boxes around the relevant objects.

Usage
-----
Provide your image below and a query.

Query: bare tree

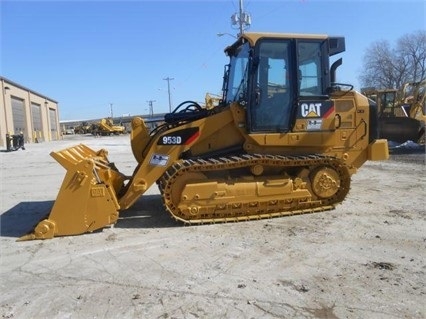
[359,30,426,90]
[397,30,426,83]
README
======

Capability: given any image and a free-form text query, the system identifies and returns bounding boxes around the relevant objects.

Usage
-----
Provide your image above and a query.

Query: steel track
[158,154,351,224]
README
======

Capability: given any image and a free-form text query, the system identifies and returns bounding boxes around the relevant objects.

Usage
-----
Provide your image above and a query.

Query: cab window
[251,40,291,132]
[298,42,322,96]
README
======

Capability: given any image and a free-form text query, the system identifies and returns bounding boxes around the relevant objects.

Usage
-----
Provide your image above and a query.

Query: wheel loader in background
[20,32,389,240]
[362,80,426,144]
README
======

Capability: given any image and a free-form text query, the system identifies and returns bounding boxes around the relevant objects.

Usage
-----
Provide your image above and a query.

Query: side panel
[293,100,336,133]
[245,99,338,151]
[330,92,374,169]
[242,91,380,170]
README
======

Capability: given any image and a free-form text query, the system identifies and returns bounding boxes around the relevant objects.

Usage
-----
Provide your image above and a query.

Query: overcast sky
[1,0,425,120]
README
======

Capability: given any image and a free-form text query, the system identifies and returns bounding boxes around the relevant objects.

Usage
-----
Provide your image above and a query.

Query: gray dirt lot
[0,134,425,319]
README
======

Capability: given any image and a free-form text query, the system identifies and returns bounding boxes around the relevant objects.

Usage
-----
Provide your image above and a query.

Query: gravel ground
[1,135,425,319]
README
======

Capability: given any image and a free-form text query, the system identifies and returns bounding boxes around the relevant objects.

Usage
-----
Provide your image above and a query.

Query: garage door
[49,108,58,140]
[31,102,44,142]
[11,97,26,134]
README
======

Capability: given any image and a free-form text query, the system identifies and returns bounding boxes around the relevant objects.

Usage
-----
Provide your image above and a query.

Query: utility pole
[146,100,156,117]
[238,0,244,35]
[163,77,174,112]
[109,103,113,119]
[231,0,251,36]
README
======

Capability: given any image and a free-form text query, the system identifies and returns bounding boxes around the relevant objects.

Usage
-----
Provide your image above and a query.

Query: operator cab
[223,33,345,133]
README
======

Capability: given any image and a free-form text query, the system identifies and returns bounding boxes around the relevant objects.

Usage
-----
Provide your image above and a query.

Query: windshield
[225,42,250,103]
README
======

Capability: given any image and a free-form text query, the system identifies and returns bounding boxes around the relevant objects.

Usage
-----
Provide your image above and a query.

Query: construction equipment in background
[73,121,93,134]
[20,32,389,240]
[362,80,426,144]
[401,81,426,143]
[94,118,126,135]
[204,93,222,109]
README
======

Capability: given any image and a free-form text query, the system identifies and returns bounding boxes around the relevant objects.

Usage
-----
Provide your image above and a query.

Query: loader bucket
[19,144,127,241]
[379,117,423,143]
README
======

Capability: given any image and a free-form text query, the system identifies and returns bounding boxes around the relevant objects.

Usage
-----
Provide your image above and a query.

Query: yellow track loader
[20,32,389,240]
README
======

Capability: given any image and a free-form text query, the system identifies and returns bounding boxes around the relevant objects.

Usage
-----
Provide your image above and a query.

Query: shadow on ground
[116,194,180,229]
[0,201,53,238]
[1,195,179,239]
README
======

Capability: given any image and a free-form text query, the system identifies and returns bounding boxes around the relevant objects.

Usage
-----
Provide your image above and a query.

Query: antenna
[231,0,251,36]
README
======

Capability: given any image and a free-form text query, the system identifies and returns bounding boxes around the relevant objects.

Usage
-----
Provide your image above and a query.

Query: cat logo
[301,103,322,117]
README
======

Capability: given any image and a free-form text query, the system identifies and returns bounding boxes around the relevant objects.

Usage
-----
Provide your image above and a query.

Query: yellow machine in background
[362,80,426,143]
[204,93,222,109]
[95,118,126,135]
[73,121,92,134]
[21,32,389,240]
[401,81,426,143]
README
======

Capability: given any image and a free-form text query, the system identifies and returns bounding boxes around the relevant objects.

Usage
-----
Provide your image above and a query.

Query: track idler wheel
[310,166,341,199]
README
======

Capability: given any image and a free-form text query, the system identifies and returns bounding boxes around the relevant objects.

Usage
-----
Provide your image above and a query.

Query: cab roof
[225,32,345,56]
[241,32,329,46]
